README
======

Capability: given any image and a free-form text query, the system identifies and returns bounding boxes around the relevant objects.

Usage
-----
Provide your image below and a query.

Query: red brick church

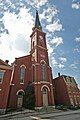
[0,11,55,114]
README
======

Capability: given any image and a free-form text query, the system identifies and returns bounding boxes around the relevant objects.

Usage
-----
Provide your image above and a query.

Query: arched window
[32,66,35,82]
[20,66,25,83]
[41,61,46,81]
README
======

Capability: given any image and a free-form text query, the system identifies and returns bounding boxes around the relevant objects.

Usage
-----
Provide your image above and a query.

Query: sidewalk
[0,109,35,119]
[38,109,80,119]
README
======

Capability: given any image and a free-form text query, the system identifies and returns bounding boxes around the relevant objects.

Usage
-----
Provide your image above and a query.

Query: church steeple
[33,10,42,31]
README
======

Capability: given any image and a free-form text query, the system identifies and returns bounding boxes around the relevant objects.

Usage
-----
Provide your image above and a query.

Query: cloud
[46,20,62,32]
[72,2,80,9]
[0,7,34,63]
[3,8,34,38]
[75,37,80,42]
[0,42,26,63]
[0,0,63,66]
[47,42,53,56]
[51,57,58,66]
[14,34,29,52]
[36,0,47,8]
[0,40,2,44]
[70,63,77,69]
[28,0,47,8]
[73,48,80,53]
[51,57,65,68]
[58,64,64,68]
[0,33,12,49]
[51,37,63,47]
[59,57,67,63]
[40,6,58,23]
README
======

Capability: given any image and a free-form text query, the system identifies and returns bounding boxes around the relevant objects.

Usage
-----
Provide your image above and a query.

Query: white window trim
[16,89,25,95]
[40,60,46,64]
[20,65,26,68]
[41,85,50,92]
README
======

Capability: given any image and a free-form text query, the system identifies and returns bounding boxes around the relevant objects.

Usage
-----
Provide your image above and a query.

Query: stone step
[36,106,55,113]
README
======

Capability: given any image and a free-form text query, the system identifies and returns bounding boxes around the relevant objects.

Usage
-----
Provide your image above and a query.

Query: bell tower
[30,11,55,108]
[30,11,49,65]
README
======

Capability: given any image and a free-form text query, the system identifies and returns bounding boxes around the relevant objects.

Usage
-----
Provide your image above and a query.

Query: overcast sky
[0,0,80,86]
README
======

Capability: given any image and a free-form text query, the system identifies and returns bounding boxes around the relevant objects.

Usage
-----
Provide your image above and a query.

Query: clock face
[39,35,43,42]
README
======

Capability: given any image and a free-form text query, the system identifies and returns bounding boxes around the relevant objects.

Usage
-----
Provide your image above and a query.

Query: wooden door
[42,88,48,106]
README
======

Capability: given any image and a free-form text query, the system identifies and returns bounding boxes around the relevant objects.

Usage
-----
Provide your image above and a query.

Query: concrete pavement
[0,109,80,119]
[38,109,80,119]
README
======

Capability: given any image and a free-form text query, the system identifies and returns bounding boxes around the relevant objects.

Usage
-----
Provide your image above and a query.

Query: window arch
[19,66,26,83]
[16,89,25,95]
[41,85,50,92]
[41,61,46,81]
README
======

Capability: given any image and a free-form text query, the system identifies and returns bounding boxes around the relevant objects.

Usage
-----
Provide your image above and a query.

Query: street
[53,114,80,120]
[0,110,80,120]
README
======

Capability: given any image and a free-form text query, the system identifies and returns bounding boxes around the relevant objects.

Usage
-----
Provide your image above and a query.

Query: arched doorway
[17,91,24,108]
[42,87,48,106]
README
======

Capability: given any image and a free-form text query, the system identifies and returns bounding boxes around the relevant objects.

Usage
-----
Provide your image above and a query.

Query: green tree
[23,81,35,110]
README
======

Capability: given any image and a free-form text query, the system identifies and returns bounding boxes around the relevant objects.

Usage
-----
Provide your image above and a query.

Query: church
[0,11,55,114]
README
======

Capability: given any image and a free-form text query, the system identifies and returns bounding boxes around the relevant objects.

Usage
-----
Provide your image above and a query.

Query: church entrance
[42,87,48,106]
[17,91,24,108]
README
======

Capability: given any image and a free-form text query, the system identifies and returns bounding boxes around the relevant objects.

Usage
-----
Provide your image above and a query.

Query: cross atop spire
[33,10,42,31]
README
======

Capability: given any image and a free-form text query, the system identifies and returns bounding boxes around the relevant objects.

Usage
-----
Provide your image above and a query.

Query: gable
[15,55,31,66]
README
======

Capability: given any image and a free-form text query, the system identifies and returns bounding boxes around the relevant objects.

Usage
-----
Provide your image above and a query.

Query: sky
[0,0,80,86]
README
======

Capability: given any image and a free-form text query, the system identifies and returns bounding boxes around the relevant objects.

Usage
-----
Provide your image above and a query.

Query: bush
[68,105,80,110]
[23,81,35,110]
[55,105,67,111]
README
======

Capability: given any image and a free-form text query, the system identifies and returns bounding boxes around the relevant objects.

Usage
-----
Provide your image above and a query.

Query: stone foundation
[35,107,42,110]
[35,106,55,112]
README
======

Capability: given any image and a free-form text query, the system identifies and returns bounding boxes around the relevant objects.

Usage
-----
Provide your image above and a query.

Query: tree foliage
[23,81,35,110]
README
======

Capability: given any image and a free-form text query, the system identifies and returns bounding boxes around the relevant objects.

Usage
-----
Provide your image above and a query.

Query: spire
[33,10,42,31]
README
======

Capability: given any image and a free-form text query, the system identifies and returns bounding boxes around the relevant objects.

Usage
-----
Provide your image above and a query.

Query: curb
[40,110,80,119]
[0,110,34,119]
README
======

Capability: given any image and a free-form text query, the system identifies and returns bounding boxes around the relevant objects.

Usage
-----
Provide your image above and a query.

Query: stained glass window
[20,66,25,83]
[41,61,46,81]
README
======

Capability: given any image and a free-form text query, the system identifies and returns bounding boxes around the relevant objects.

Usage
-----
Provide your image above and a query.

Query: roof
[0,59,12,70]
[0,59,11,66]
[33,10,42,31]
[15,54,31,60]
[11,55,31,66]
[53,75,76,84]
